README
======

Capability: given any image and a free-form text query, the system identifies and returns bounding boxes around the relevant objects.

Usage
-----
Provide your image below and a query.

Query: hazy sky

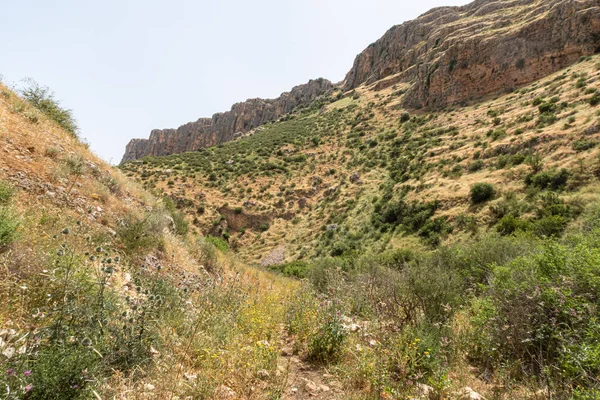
[0,0,469,164]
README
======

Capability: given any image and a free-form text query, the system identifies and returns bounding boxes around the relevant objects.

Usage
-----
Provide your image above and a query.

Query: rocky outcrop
[344,0,600,109]
[121,78,333,163]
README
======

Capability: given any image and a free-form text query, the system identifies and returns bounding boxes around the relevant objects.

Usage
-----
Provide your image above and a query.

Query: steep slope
[120,54,600,399]
[121,78,333,163]
[0,83,311,399]
[122,55,600,263]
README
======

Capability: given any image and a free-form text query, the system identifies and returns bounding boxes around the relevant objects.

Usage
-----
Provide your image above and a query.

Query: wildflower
[24,384,32,392]
[24,370,31,376]
[7,368,14,375]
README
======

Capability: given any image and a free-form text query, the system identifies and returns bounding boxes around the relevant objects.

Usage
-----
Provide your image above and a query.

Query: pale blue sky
[0,0,468,164]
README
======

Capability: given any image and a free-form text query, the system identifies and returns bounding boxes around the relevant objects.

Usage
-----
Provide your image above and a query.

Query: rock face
[120,78,333,163]
[344,0,600,109]
[122,0,600,162]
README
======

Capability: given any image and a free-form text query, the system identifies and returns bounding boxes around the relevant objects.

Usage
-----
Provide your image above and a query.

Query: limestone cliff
[344,0,600,108]
[123,0,600,162]
[121,78,333,163]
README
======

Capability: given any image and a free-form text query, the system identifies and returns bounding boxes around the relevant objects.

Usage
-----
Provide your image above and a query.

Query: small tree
[470,182,495,204]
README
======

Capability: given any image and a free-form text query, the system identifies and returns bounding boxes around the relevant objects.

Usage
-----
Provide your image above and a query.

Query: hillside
[4,0,600,398]
[122,54,600,264]
[0,82,317,399]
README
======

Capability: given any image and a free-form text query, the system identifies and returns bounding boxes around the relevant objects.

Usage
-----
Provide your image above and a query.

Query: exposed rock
[144,383,156,392]
[261,245,286,267]
[325,186,338,196]
[344,0,600,109]
[121,78,333,162]
[215,385,236,398]
[416,383,435,399]
[457,387,485,400]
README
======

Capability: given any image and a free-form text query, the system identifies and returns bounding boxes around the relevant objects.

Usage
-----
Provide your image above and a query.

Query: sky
[0,0,469,164]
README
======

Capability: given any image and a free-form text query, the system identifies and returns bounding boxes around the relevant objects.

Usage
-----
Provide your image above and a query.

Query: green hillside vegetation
[2,47,600,400]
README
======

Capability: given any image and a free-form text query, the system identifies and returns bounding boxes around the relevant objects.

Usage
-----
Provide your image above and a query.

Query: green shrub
[573,139,597,152]
[496,215,532,236]
[270,260,312,279]
[470,182,496,204]
[589,93,600,107]
[195,237,218,271]
[205,235,229,252]
[308,309,346,363]
[467,234,600,386]
[532,215,568,237]
[163,197,189,236]
[537,112,557,127]
[0,181,15,205]
[0,206,20,250]
[19,78,79,137]
[526,168,570,191]
[117,215,163,256]
[467,160,484,172]
[538,102,557,114]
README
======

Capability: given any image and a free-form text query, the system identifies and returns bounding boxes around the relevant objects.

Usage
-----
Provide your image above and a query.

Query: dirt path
[277,326,344,399]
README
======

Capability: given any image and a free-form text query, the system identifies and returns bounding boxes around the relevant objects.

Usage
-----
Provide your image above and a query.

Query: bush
[0,182,19,250]
[467,235,600,386]
[532,215,568,237]
[526,168,570,191]
[195,237,218,271]
[573,139,597,152]
[117,215,164,256]
[269,260,312,278]
[496,215,532,236]
[470,182,496,204]
[0,206,20,250]
[308,308,346,363]
[19,78,79,137]
[163,197,189,236]
[468,160,484,172]
[0,181,15,205]
[205,235,229,252]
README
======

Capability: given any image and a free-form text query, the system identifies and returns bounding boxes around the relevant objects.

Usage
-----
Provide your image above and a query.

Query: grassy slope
[0,83,307,399]
[122,55,600,264]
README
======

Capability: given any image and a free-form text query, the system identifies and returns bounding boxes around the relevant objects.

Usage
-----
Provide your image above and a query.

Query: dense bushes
[269,260,311,278]
[526,168,570,191]
[286,223,600,395]
[470,182,495,204]
[467,232,600,389]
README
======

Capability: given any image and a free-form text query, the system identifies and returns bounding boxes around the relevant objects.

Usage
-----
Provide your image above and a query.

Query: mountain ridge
[120,78,333,163]
[121,0,600,163]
